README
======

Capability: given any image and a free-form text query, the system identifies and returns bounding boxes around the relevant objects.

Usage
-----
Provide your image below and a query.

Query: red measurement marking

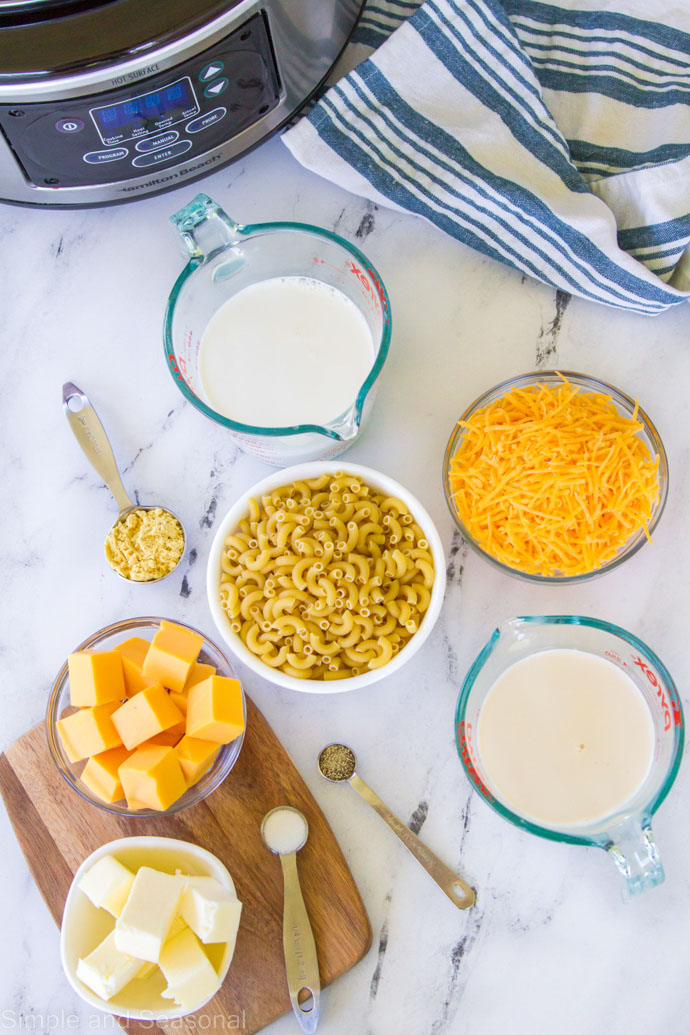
[167,352,186,384]
[632,655,680,730]
[366,265,389,312]
[456,720,493,801]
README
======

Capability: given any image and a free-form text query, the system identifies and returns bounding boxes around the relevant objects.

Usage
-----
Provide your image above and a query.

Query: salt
[262,807,308,855]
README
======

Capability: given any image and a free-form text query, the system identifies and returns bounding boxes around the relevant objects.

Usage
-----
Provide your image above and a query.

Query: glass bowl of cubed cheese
[46,616,246,816]
[61,836,242,1019]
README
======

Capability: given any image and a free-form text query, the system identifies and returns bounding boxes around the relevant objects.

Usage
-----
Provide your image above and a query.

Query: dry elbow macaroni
[218,473,435,680]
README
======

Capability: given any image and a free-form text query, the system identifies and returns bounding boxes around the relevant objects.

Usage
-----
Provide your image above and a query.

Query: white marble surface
[1,135,690,1035]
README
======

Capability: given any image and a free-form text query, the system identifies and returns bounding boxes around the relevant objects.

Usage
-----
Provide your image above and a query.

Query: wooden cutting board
[0,696,371,1034]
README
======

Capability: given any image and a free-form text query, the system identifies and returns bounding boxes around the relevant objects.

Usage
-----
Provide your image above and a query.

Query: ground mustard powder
[105,507,184,582]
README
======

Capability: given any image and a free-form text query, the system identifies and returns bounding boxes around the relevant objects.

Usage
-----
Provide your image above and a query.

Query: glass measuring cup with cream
[455,616,684,900]
[164,193,391,466]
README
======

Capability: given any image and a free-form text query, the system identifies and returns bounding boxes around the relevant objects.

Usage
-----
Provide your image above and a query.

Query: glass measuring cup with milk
[455,616,684,899]
[164,194,391,466]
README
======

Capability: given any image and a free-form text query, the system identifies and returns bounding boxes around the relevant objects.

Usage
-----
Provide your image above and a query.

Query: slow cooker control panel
[0,12,280,190]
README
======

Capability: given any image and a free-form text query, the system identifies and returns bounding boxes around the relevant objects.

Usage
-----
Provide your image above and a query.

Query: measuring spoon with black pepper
[63,382,186,584]
[318,743,476,910]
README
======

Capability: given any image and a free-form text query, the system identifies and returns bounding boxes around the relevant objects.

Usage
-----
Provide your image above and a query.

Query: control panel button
[131,139,192,168]
[199,61,224,82]
[204,77,229,99]
[82,147,129,164]
[56,118,85,134]
[135,131,180,153]
[185,107,227,134]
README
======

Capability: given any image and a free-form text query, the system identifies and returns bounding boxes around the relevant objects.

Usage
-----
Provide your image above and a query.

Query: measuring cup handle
[62,382,133,515]
[279,853,320,1035]
[349,774,476,909]
[170,193,242,260]
[605,815,665,901]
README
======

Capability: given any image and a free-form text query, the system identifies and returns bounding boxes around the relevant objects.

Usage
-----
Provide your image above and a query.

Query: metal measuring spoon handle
[349,772,476,910]
[62,382,134,515]
[279,851,321,1034]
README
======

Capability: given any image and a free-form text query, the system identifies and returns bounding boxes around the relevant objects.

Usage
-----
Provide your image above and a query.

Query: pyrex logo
[631,655,682,731]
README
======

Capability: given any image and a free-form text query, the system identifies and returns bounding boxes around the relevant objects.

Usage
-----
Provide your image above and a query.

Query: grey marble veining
[1,135,690,1034]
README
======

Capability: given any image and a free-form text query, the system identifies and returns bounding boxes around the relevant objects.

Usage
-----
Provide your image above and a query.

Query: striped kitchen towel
[283,0,690,314]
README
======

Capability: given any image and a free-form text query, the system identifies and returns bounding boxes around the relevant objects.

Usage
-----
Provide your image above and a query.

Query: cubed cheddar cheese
[175,736,220,785]
[68,650,125,707]
[57,702,122,763]
[186,676,244,744]
[112,684,184,751]
[80,745,131,803]
[118,745,188,811]
[171,663,216,717]
[142,621,203,694]
[113,637,157,697]
[148,720,187,748]
[169,690,189,717]
[183,663,216,691]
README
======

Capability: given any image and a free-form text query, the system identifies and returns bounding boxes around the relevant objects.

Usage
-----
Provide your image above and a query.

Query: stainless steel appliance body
[0,0,364,205]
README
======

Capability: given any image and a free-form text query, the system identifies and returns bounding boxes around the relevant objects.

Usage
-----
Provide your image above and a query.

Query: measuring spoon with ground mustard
[62,382,185,584]
[318,744,475,910]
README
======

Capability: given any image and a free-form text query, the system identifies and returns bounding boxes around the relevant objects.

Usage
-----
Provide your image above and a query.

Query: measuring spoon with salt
[318,743,476,910]
[261,806,320,1034]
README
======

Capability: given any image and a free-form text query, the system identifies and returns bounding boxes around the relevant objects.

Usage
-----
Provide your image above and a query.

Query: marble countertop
[2,135,690,1035]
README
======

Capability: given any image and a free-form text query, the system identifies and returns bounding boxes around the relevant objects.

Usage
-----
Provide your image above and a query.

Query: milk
[477,649,655,827]
[199,276,375,427]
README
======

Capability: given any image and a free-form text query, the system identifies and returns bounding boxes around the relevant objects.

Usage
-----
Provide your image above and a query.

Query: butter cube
[57,702,122,763]
[76,930,146,1002]
[159,927,221,1010]
[118,744,188,811]
[175,736,220,785]
[112,683,184,750]
[68,650,125,707]
[186,676,244,744]
[142,621,203,694]
[135,915,188,979]
[113,637,157,697]
[80,745,131,804]
[179,876,242,946]
[115,867,185,963]
[78,856,135,918]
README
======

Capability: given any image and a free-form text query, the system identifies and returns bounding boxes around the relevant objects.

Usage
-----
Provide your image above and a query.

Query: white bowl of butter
[61,836,241,1020]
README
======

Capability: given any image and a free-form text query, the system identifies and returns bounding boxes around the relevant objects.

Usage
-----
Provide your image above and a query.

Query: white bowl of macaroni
[206,462,446,693]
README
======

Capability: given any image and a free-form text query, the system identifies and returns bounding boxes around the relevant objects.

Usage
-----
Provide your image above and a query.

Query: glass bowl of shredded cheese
[442,371,668,583]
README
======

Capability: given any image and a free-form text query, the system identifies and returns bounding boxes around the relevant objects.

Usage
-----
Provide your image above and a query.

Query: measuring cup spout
[604,814,664,901]
[327,402,361,443]
[171,193,241,261]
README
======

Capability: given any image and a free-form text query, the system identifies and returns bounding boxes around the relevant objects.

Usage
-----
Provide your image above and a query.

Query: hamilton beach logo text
[111,64,160,87]
[119,154,223,191]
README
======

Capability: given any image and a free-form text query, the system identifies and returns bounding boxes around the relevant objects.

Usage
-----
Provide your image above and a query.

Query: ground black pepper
[318,743,356,781]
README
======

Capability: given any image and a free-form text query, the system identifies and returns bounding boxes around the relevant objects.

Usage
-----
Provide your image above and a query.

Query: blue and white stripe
[284,0,690,313]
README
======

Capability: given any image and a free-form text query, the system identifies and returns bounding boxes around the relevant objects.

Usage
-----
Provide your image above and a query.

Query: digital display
[90,78,198,144]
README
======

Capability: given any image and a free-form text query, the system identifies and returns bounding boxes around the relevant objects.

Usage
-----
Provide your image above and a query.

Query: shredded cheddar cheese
[448,376,660,577]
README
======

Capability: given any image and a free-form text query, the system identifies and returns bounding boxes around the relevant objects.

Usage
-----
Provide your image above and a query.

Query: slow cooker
[0,0,365,206]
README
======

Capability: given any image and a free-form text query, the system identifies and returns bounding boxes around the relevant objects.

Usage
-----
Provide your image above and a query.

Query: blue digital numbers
[95,79,191,138]
[166,83,185,103]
